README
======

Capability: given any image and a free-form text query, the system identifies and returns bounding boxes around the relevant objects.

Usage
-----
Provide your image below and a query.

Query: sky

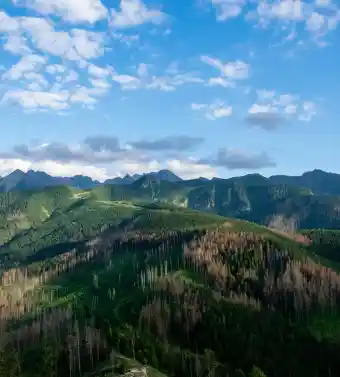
[0,0,339,181]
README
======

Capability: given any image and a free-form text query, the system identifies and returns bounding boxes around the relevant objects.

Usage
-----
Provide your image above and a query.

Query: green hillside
[1,179,340,249]
[0,186,226,266]
[0,187,340,377]
[83,176,340,231]
[66,180,340,230]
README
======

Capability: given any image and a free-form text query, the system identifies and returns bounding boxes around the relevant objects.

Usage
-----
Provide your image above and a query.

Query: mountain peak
[302,169,328,176]
[148,169,182,182]
[9,169,26,176]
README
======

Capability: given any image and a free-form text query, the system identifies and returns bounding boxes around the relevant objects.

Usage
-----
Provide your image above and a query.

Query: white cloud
[192,100,233,120]
[284,104,297,114]
[12,0,108,24]
[88,63,112,78]
[210,0,246,21]
[46,64,67,74]
[201,55,249,88]
[24,72,49,88]
[63,70,79,83]
[0,44,111,112]
[248,103,278,115]
[299,101,317,121]
[256,0,305,22]
[306,12,325,32]
[246,89,318,128]
[0,11,19,32]
[0,158,110,181]
[110,0,166,28]
[0,157,217,181]
[2,90,70,111]
[70,29,106,59]
[207,0,339,44]
[273,93,297,106]
[69,86,100,107]
[22,18,105,60]
[90,78,111,90]
[207,77,235,88]
[111,32,140,47]
[0,15,106,61]
[166,158,216,179]
[2,54,46,80]
[112,63,203,92]
[71,85,108,104]
[251,0,339,41]
[147,73,203,92]
[112,74,142,90]
[1,79,110,111]
[3,34,31,55]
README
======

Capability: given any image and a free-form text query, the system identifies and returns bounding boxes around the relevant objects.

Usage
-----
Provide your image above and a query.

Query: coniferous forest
[0,186,340,377]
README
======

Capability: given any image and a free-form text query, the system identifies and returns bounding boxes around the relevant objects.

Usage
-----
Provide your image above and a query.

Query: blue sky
[0,0,339,180]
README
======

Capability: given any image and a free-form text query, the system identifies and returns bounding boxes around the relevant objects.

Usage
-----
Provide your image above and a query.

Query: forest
[0,187,340,376]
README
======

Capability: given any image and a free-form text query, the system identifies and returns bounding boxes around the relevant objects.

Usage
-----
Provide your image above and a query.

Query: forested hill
[1,177,340,238]
[0,187,340,377]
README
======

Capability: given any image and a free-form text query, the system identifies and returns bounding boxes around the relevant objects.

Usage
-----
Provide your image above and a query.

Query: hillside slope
[0,186,226,266]
[1,170,340,232]
[0,194,340,377]
[92,181,340,230]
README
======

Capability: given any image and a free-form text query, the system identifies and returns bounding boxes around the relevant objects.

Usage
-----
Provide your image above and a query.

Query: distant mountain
[67,175,100,189]
[212,170,340,196]
[105,174,136,185]
[97,174,340,230]
[0,170,100,192]
[147,169,182,182]
[269,169,340,195]
[105,170,181,186]
[1,169,340,203]
[0,169,58,192]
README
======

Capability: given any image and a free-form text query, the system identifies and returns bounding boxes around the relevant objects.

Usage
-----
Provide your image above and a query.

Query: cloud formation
[110,0,167,28]
[0,14,107,59]
[3,135,205,165]
[128,136,204,151]
[191,100,233,120]
[0,135,212,180]
[207,0,340,44]
[245,89,318,129]
[112,63,203,92]
[0,135,275,179]
[12,0,108,24]
[201,148,276,170]
[201,55,250,87]
[0,0,176,113]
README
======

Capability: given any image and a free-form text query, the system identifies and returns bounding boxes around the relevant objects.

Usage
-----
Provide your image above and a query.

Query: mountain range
[0,168,184,191]
[1,168,340,231]
[1,168,340,196]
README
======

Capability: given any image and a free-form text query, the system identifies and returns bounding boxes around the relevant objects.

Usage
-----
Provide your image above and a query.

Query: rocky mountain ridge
[0,168,339,195]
